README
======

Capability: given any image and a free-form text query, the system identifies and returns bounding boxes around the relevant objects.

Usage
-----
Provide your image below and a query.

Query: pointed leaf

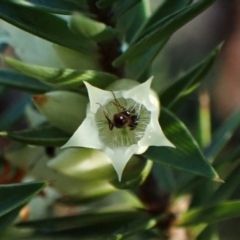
[0,181,46,217]
[0,69,54,93]
[211,163,240,203]
[0,0,82,14]
[160,45,220,109]
[70,12,119,42]
[116,0,149,44]
[178,201,240,227]
[4,57,117,89]
[16,209,145,232]
[113,0,216,66]
[0,125,70,146]
[114,0,141,17]
[131,0,191,44]
[175,147,240,196]
[0,96,30,131]
[143,0,192,30]
[0,205,24,232]
[127,0,191,80]
[96,0,120,8]
[126,38,169,81]
[205,110,240,161]
[0,2,92,54]
[107,216,161,240]
[143,108,220,181]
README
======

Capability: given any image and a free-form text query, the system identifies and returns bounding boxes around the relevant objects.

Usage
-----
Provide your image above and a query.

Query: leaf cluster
[0,0,239,239]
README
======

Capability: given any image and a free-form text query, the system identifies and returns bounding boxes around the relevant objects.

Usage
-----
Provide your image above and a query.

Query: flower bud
[32,91,88,133]
[0,20,99,70]
[6,145,116,200]
[48,148,153,189]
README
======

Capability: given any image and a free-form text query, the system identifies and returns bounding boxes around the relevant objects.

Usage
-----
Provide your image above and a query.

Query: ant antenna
[111,91,125,110]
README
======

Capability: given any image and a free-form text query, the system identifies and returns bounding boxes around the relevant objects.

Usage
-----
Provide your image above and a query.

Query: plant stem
[87,0,124,78]
[138,171,175,236]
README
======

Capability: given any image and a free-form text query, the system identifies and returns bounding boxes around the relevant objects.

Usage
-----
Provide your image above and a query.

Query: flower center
[95,97,151,147]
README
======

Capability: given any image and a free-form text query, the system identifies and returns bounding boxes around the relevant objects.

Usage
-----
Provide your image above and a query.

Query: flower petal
[103,145,139,181]
[84,81,113,113]
[123,77,155,111]
[138,105,174,148]
[61,110,103,149]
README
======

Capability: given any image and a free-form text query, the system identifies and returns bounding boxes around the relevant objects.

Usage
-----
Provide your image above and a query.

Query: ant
[97,91,139,131]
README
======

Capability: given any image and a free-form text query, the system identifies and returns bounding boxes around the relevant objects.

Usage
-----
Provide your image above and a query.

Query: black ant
[97,91,139,131]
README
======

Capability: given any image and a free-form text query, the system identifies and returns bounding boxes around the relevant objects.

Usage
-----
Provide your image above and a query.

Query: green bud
[32,91,88,133]
[48,148,116,181]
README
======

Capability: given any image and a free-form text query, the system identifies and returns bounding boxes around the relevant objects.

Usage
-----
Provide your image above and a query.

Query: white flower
[62,77,174,180]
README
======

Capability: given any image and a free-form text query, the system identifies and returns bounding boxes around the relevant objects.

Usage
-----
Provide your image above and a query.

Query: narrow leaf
[0,205,24,232]
[0,69,54,93]
[126,39,169,81]
[4,57,117,89]
[114,0,140,17]
[0,96,30,131]
[16,210,145,232]
[0,181,46,218]
[175,147,240,196]
[178,201,240,227]
[0,2,92,53]
[96,0,120,8]
[131,0,191,44]
[107,217,160,240]
[0,0,81,14]
[160,45,220,109]
[113,0,216,66]
[116,0,149,44]
[205,110,240,161]
[211,163,240,203]
[143,108,220,181]
[70,12,119,42]
[0,125,70,146]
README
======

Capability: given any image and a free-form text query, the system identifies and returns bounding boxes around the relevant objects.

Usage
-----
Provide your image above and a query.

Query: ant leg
[104,112,114,130]
[96,103,114,130]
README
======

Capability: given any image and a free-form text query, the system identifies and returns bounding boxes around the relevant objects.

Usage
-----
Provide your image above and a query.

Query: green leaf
[160,45,221,110]
[174,147,240,196]
[211,163,240,203]
[143,108,220,181]
[197,225,219,240]
[126,38,169,81]
[0,125,70,146]
[97,0,120,8]
[126,0,191,80]
[116,0,149,44]
[70,12,119,42]
[114,0,141,17]
[0,182,46,215]
[107,216,161,240]
[178,200,240,227]
[0,70,54,93]
[113,0,216,66]
[205,110,240,161]
[214,147,240,171]
[131,0,191,44]
[4,57,117,89]
[16,209,145,232]
[0,0,81,14]
[0,96,30,131]
[0,181,46,231]
[0,205,24,232]
[0,2,92,54]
